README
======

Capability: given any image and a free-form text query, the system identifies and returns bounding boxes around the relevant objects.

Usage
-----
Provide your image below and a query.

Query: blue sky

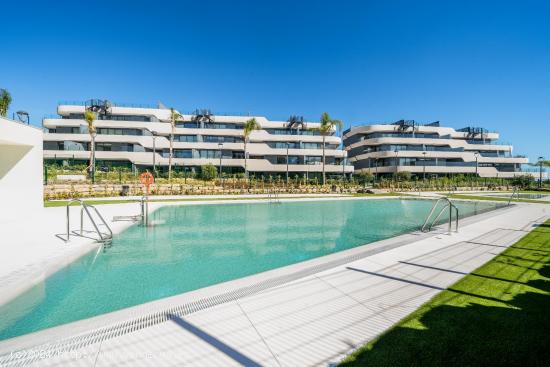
[1,0,549,162]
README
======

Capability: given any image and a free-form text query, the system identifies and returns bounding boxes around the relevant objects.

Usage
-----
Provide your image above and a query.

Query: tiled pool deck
[0,195,548,366]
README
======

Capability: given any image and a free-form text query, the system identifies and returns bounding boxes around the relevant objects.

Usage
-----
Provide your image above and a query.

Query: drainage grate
[0,232,426,367]
[0,204,513,366]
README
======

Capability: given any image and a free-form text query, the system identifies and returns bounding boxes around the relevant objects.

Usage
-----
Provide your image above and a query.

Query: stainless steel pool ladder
[508,187,520,205]
[61,199,113,244]
[112,196,148,225]
[421,197,459,233]
[267,189,281,204]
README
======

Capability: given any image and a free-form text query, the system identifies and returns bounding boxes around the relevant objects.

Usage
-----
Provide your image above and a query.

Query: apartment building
[43,101,353,178]
[343,120,530,178]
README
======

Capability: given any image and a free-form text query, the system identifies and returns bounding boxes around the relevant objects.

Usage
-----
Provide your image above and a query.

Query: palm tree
[243,118,261,178]
[0,89,12,117]
[84,110,97,182]
[168,108,182,181]
[319,112,343,185]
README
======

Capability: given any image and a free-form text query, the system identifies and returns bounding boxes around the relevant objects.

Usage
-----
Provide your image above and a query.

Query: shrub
[199,164,218,181]
[355,172,374,186]
[394,171,412,181]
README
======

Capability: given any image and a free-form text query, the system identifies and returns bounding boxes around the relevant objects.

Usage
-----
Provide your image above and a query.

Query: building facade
[43,102,353,178]
[343,120,530,178]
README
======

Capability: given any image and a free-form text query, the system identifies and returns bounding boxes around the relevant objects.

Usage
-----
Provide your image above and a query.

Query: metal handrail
[508,187,520,205]
[421,197,459,233]
[84,204,113,241]
[267,189,281,204]
[62,199,113,243]
[112,196,148,224]
[141,195,149,226]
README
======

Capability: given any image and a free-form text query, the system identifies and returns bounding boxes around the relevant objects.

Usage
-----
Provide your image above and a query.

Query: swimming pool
[0,198,504,340]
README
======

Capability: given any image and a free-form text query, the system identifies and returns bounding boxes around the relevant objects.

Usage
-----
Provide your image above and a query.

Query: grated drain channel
[0,204,509,366]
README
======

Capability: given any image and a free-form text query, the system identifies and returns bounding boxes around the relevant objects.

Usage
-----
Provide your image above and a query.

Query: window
[198,150,222,159]
[96,143,133,152]
[271,142,300,149]
[305,156,322,164]
[99,115,151,122]
[97,128,143,136]
[173,150,193,158]
[302,142,322,149]
[43,141,64,150]
[176,122,200,128]
[56,126,81,134]
[64,141,87,151]
[175,135,198,142]
[203,135,243,143]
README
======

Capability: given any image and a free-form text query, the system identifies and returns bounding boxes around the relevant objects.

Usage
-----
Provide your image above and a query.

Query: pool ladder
[508,187,520,205]
[421,197,459,233]
[112,196,149,226]
[267,189,281,204]
[59,199,113,246]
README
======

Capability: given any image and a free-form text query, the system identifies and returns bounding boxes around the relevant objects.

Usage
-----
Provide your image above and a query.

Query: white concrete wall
[0,117,44,225]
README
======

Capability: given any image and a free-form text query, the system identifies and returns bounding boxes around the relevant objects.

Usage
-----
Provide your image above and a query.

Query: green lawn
[43,193,403,207]
[341,220,550,367]
[447,193,550,204]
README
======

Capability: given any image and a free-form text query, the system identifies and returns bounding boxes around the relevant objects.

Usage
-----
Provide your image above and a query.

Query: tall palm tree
[0,89,12,117]
[243,118,261,178]
[319,112,343,185]
[84,110,97,182]
[168,108,182,181]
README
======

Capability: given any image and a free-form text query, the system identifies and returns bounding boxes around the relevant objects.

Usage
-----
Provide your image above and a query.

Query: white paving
[0,199,548,367]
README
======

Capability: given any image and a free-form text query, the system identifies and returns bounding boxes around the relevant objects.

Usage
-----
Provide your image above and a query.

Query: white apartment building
[344,120,530,178]
[43,101,353,178]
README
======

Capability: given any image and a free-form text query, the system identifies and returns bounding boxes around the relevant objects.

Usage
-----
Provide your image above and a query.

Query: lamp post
[422,151,427,181]
[394,150,399,188]
[342,151,347,181]
[218,143,223,188]
[539,156,545,188]
[286,142,290,185]
[151,132,157,173]
[474,152,479,177]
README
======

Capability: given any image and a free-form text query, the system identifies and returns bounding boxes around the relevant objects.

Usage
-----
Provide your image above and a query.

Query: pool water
[0,199,504,340]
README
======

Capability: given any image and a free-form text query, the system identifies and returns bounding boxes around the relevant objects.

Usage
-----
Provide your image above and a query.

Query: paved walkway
[1,202,547,367]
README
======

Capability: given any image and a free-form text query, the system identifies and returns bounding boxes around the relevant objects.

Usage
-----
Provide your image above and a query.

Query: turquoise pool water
[0,198,504,340]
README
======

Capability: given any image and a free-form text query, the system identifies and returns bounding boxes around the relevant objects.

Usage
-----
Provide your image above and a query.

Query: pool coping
[0,199,516,359]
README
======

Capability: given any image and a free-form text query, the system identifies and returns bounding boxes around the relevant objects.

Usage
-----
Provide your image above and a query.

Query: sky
[1,0,549,162]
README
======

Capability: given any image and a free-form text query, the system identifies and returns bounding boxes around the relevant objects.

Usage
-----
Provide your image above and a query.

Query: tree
[394,171,412,181]
[168,108,182,182]
[84,110,97,182]
[512,175,533,188]
[0,89,12,117]
[243,118,261,178]
[356,171,374,186]
[200,164,218,180]
[319,112,343,185]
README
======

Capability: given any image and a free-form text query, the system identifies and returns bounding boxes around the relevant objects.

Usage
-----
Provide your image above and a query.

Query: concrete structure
[0,117,43,225]
[43,102,353,178]
[344,120,531,178]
